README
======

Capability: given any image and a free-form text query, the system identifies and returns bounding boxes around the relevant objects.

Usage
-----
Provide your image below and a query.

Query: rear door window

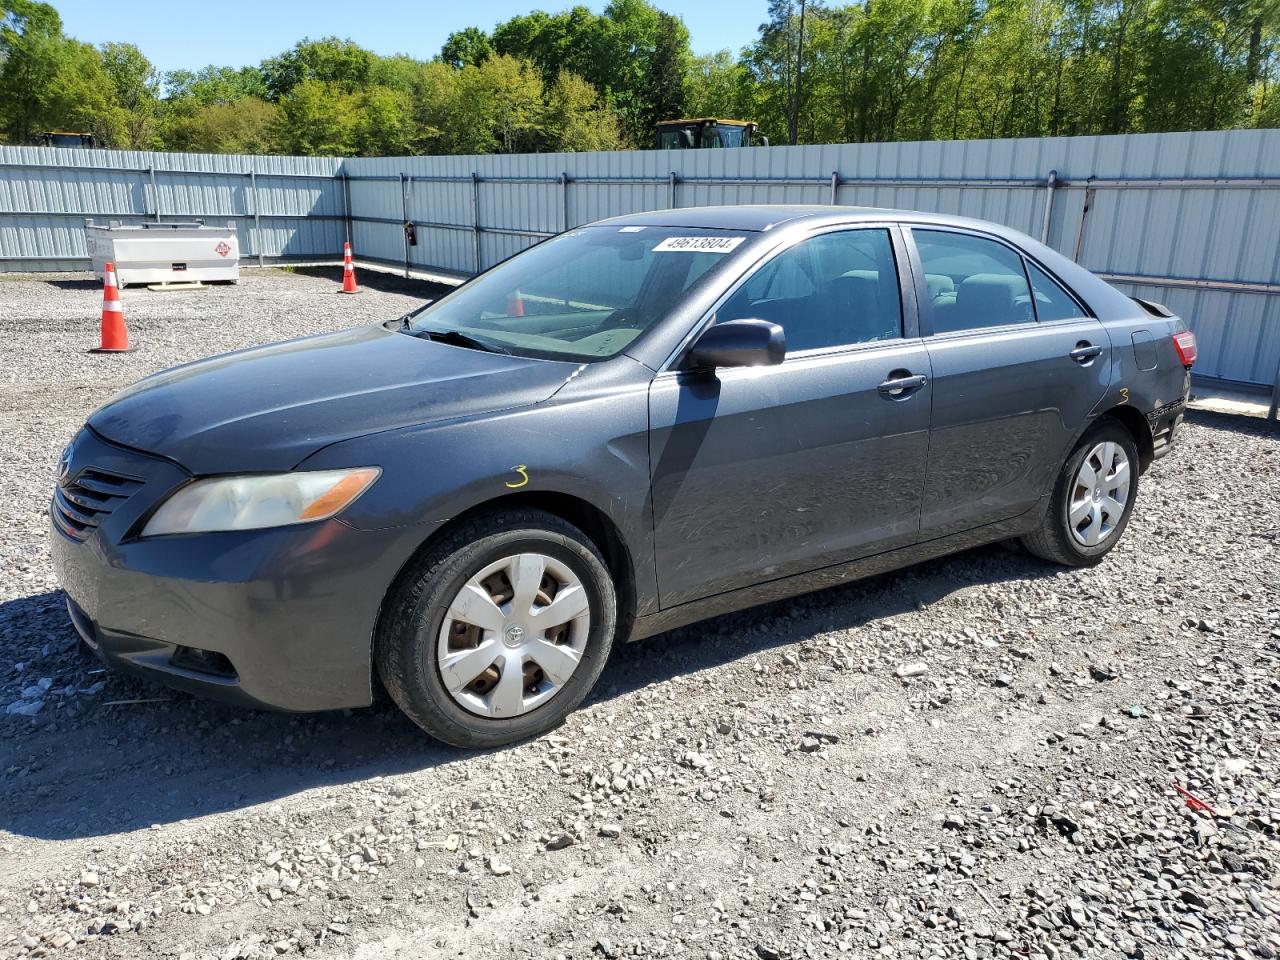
[913,230,1034,335]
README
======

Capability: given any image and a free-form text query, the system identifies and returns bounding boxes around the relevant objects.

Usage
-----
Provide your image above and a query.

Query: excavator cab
[655,119,766,149]
[38,132,98,149]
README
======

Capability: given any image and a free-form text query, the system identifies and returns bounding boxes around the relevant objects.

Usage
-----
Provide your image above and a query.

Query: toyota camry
[51,205,1195,747]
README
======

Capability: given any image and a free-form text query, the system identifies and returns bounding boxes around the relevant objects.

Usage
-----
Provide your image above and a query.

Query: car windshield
[402,226,751,361]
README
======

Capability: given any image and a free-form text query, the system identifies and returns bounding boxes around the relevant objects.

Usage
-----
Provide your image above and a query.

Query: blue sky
[51,1,769,74]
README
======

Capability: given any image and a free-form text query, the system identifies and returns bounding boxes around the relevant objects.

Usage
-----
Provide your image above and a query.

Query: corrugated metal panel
[0,146,344,267]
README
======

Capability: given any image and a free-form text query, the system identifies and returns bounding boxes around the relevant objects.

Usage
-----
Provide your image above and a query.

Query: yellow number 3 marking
[505,465,530,489]
[1120,387,1130,404]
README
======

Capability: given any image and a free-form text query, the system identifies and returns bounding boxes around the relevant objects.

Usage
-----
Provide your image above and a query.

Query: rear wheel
[1022,419,1139,567]
[376,510,617,748]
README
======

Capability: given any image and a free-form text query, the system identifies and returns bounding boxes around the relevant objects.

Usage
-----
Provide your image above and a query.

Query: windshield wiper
[414,328,510,355]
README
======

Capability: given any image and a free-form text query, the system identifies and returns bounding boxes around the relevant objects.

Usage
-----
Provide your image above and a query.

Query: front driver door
[648,225,933,609]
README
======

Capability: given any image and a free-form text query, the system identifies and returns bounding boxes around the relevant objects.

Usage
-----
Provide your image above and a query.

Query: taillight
[1171,330,1197,367]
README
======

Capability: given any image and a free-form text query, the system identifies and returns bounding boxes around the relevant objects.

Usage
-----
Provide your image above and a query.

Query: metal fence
[3,131,1279,397]
[0,146,346,271]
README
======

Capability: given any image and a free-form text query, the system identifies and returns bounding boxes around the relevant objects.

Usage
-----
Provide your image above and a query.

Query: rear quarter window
[1026,261,1086,322]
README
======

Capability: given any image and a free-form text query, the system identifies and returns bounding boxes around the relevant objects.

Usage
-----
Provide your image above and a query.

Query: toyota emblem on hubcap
[503,624,526,647]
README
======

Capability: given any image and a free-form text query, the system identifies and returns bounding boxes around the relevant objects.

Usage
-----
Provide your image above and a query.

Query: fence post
[1073,185,1096,263]
[471,172,482,274]
[400,173,411,279]
[341,171,352,247]
[830,171,839,205]
[1269,354,1279,421]
[668,171,678,209]
[148,166,160,223]
[1040,169,1058,245]
[559,172,569,233]
[249,168,264,267]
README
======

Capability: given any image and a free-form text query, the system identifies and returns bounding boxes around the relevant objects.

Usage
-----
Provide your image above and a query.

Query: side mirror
[688,319,785,369]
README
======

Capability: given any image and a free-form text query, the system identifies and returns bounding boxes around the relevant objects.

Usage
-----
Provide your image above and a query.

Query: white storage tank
[85,220,240,288]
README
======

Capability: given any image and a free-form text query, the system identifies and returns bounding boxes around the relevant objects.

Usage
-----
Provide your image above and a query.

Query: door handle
[1069,342,1103,364]
[878,372,928,398]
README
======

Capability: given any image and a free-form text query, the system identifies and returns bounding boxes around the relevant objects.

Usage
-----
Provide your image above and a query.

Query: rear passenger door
[907,227,1111,537]
[648,225,932,608]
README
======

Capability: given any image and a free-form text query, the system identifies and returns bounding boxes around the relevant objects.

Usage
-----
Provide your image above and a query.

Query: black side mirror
[688,319,785,369]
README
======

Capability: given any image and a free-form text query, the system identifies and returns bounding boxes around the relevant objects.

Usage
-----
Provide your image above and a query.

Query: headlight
[141,467,380,537]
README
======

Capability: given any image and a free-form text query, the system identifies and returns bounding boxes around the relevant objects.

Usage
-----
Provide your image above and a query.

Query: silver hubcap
[1069,441,1131,546]
[437,553,590,718]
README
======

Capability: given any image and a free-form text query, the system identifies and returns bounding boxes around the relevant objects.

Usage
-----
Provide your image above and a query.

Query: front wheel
[376,510,617,748]
[1021,419,1139,567]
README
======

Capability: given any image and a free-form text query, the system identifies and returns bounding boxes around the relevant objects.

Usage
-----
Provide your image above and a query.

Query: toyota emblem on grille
[56,444,72,485]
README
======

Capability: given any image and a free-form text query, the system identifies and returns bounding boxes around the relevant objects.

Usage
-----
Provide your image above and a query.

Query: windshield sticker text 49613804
[652,236,746,254]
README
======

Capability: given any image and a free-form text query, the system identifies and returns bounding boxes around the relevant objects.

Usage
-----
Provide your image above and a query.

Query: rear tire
[1021,419,1139,567]
[375,509,617,749]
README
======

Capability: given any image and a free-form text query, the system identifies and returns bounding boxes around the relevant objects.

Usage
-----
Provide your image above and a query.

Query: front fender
[296,382,658,615]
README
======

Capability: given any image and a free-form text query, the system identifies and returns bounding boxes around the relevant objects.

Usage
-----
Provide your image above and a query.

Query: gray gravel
[1,268,1278,960]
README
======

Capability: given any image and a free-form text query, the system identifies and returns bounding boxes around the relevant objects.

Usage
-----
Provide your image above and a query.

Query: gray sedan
[51,205,1195,747]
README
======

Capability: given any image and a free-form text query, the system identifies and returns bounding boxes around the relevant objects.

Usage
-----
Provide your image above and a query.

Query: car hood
[88,326,579,474]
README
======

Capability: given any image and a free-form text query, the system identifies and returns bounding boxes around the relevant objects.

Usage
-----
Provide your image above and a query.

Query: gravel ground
[1,268,1278,960]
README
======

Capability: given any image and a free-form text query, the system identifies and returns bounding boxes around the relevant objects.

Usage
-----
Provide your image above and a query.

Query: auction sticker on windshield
[652,236,746,253]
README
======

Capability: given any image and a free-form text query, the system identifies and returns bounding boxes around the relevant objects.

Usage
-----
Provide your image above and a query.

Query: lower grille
[52,468,143,541]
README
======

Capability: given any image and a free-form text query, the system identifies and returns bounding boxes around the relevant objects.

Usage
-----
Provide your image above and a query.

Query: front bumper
[49,429,433,712]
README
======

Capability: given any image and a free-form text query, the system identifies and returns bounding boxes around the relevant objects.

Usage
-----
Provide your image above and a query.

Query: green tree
[164,64,268,105]
[543,69,628,150]
[261,37,373,99]
[1,1,117,144]
[642,11,690,132]
[441,27,493,68]
[352,84,414,155]
[685,50,756,122]
[274,78,357,154]
[100,42,159,148]
[163,97,282,154]
[493,7,604,86]
[447,54,545,154]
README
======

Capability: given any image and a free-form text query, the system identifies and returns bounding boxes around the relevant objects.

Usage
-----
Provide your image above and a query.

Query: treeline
[1,0,1277,157]
[726,0,1280,143]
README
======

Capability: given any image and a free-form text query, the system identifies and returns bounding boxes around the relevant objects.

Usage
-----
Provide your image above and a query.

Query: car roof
[594,204,1015,234]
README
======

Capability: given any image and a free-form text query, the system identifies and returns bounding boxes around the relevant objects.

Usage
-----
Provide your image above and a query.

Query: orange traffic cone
[90,262,130,353]
[339,241,360,294]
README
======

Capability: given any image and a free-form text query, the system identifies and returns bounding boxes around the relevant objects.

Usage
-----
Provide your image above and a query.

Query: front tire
[376,509,617,749]
[1022,419,1139,567]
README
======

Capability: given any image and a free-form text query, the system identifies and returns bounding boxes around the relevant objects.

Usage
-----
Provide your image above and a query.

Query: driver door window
[716,229,903,353]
